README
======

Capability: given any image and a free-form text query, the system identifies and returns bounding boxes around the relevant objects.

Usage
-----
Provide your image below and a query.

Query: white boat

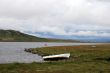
[43,53,70,61]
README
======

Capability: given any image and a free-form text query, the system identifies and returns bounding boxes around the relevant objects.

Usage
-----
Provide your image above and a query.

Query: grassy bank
[0,44,110,73]
[25,44,110,62]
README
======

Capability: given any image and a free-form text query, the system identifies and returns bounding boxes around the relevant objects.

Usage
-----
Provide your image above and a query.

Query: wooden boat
[43,53,70,61]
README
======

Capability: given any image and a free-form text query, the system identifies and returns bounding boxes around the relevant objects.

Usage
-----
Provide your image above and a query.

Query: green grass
[0,61,110,73]
[0,44,110,73]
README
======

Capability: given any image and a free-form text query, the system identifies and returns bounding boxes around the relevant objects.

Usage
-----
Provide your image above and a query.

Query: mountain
[29,32,110,43]
[0,29,80,42]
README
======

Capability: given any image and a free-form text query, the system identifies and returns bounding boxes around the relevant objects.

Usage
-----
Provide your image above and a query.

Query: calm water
[0,42,102,63]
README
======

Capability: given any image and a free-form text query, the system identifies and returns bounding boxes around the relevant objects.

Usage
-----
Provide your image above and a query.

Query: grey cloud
[0,0,110,37]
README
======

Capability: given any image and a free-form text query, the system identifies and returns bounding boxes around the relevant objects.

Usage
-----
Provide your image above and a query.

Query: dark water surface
[0,42,103,63]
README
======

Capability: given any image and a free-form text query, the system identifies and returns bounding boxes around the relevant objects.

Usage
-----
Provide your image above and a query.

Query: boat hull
[43,53,70,61]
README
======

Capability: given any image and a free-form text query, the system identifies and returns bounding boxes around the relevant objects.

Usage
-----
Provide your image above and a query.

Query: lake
[0,42,103,63]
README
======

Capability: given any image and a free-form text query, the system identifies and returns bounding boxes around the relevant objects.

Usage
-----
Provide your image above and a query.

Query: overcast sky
[0,0,110,37]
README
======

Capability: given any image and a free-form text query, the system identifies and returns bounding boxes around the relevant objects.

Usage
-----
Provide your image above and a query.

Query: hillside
[0,29,80,42]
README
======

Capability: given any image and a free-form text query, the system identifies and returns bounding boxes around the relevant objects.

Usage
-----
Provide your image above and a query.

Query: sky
[0,0,110,38]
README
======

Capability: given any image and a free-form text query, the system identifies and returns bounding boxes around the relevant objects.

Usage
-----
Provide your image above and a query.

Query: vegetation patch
[25,44,110,62]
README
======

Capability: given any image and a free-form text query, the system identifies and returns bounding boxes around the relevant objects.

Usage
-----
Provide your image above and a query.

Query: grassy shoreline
[0,44,110,73]
[25,44,110,60]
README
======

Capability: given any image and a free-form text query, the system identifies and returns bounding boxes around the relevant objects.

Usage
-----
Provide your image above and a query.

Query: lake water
[0,42,103,63]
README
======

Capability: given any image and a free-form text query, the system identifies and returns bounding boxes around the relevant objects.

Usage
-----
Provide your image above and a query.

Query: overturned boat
[43,53,70,61]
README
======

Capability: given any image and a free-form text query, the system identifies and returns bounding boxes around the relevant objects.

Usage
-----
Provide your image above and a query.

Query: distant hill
[0,29,80,42]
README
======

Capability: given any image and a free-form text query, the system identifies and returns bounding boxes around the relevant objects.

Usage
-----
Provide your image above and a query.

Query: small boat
[43,53,70,61]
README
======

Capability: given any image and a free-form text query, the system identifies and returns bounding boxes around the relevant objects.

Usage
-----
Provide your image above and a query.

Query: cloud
[0,0,110,37]
[67,31,110,37]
